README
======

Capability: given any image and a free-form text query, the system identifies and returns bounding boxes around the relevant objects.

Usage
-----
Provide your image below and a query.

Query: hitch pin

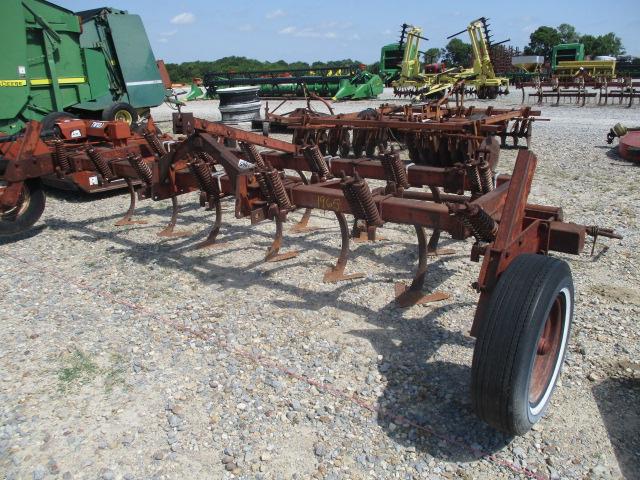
[586,226,623,256]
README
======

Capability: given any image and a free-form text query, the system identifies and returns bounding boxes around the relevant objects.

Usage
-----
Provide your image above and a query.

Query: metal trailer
[0,1,168,136]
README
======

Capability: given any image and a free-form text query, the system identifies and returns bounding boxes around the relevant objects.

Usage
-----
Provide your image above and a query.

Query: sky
[58,0,640,63]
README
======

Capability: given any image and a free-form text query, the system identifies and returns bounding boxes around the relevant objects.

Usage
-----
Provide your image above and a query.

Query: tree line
[436,23,626,67]
[165,57,367,84]
[165,24,627,82]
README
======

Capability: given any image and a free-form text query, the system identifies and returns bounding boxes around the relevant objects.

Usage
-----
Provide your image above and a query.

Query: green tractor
[0,0,170,135]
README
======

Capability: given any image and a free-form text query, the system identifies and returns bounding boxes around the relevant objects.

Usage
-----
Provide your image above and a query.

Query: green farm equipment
[0,0,170,135]
[332,70,384,101]
[551,43,616,80]
[202,65,381,100]
[379,42,406,85]
[186,79,207,101]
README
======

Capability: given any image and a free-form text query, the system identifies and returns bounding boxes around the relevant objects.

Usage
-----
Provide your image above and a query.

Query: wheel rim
[114,109,133,125]
[528,287,571,415]
[0,183,30,221]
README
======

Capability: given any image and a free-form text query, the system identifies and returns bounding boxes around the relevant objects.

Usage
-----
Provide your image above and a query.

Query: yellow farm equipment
[392,18,509,100]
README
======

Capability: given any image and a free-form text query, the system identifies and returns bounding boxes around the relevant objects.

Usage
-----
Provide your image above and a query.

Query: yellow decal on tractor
[0,80,27,87]
[30,77,86,86]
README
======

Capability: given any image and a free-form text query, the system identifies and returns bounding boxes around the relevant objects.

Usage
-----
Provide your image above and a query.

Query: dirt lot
[1,90,639,480]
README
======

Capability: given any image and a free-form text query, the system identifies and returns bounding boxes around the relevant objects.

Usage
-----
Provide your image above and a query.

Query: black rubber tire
[0,180,46,236]
[102,102,138,125]
[41,111,74,132]
[471,254,574,436]
[132,121,163,135]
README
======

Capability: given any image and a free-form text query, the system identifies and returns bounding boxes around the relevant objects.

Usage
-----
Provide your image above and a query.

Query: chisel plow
[518,76,640,107]
[0,111,620,437]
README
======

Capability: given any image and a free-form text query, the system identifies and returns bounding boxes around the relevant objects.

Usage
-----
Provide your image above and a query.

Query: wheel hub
[529,296,564,405]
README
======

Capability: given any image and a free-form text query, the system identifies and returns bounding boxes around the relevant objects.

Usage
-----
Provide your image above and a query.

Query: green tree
[524,26,561,57]
[579,34,598,57]
[164,57,366,83]
[588,32,625,56]
[423,47,441,64]
[441,39,472,66]
[557,23,579,44]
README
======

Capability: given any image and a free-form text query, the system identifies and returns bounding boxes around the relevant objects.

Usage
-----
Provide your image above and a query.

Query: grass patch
[57,348,127,393]
[58,348,98,391]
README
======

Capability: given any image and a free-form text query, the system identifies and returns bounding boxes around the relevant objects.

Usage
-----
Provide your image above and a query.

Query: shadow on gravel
[592,145,640,166]
[350,300,511,462]
[0,225,47,245]
[592,377,640,479]
[39,196,511,460]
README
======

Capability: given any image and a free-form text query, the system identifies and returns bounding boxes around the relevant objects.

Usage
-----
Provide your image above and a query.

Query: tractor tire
[0,180,46,236]
[471,254,574,436]
[102,102,138,126]
[41,111,74,133]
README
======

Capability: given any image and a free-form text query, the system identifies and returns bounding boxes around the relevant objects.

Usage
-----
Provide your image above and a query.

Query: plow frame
[0,112,621,436]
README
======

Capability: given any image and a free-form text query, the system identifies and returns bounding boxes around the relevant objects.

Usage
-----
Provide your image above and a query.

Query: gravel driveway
[1,90,638,480]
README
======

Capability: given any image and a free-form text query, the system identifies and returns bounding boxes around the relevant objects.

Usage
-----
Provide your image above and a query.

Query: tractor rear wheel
[102,102,138,126]
[471,254,574,435]
[0,180,46,236]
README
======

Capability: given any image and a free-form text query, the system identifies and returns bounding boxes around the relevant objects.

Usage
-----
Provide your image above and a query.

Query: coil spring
[53,140,71,172]
[465,163,483,197]
[263,167,292,210]
[190,160,219,197]
[381,152,409,189]
[586,226,601,237]
[86,147,113,180]
[127,153,153,185]
[255,171,274,203]
[240,142,266,169]
[340,173,383,226]
[197,151,217,172]
[478,161,494,194]
[466,205,497,242]
[341,179,366,220]
[303,146,331,179]
[143,131,167,157]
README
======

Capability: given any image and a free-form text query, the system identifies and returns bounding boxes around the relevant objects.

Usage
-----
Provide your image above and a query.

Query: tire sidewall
[0,180,46,236]
[102,103,138,126]
[511,265,574,432]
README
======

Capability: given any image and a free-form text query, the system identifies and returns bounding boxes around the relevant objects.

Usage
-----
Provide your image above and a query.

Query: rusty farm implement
[0,111,621,436]
[256,98,543,157]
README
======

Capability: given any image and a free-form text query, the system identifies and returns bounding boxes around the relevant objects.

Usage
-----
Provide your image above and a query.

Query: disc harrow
[258,102,542,160]
[0,112,621,437]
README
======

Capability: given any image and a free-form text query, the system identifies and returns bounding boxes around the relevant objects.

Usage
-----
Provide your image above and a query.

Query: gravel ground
[1,89,639,480]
